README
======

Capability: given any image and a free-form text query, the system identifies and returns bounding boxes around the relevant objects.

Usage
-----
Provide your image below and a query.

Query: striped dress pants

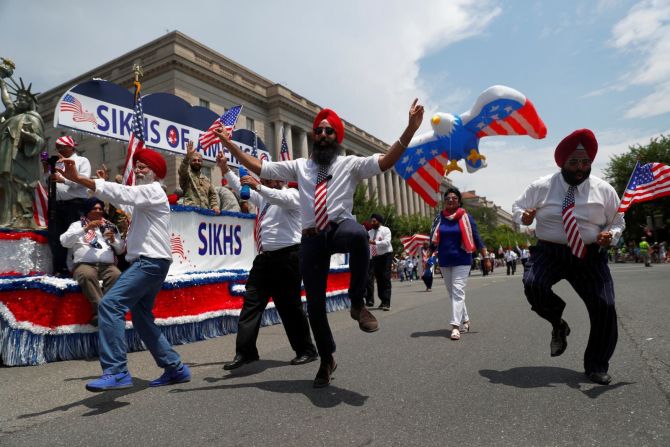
[523,241,618,374]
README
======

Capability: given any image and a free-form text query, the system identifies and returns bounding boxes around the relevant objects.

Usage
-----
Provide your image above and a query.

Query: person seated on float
[59,198,125,326]
[178,140,219,213]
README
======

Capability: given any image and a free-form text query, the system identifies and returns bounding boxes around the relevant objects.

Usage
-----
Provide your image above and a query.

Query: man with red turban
[59,148,191,391]
[512,129,625,385]
[215,100,424,387]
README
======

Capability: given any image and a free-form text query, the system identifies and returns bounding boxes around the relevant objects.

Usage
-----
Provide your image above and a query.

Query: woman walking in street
[429,187,487,340]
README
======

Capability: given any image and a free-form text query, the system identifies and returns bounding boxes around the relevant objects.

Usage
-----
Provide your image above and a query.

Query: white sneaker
[450,328,461,340]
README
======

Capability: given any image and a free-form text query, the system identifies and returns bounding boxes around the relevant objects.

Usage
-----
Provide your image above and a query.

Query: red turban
[313,108,344,144]
[554,129,598,167]
[133,149,167,179]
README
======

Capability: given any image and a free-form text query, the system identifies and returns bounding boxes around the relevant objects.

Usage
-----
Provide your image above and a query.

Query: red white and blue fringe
[0,267,352,366]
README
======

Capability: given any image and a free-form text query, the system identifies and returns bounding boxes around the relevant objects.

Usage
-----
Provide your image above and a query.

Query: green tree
[603,135,670,243]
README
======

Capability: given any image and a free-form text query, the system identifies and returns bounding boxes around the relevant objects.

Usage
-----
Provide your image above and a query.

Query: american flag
[280,128,291,161]
[562,185,586,258]
[617,162,670,213]
[199,105,242,150]
[395,85,546,207]
[400,233,429,256]
[170,233,186,260]
[60,93,97,126]
[121,82,145,186]
[32,181,48,227]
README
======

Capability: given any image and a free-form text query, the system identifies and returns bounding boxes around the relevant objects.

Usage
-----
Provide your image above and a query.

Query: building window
[199,98,210,108]
[246,117,255,132]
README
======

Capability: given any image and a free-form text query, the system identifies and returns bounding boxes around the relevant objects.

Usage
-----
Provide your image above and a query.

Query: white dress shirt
[224,171,301,252]
[504,250,518,262]
[260,154,382,229]
[93,179,172,262]
[55,153,92,200]
[512,172,625,245]
[60,220,125,264]
[368,225,393,256]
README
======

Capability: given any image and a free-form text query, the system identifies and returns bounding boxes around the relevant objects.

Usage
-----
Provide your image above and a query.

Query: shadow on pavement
[18,378,151,419]
[215,359,290,378]
[479,366,634,399]
[170,377,368,408]
[410,329,451,338]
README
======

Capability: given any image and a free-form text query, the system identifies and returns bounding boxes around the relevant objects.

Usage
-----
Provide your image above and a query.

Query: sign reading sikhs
[54,79,270,166]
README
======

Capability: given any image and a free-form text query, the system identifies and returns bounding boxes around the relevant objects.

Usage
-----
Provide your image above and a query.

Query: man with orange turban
[59,148,191,392]
[512,129,625,385]
[215,100,424,387]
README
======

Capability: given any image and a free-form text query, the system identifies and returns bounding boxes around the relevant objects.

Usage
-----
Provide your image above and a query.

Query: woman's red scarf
[435,208,476,253]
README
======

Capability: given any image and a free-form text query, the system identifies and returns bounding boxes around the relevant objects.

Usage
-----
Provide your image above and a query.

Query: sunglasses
[314,127,336,136]
[566,158,592,167]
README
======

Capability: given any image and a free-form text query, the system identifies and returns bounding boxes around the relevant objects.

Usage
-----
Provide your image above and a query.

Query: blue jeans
[97,256,182,375]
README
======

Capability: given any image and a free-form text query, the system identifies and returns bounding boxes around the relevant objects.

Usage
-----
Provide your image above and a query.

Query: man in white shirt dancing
[512,129,624,385]
[216,152,317,370]
[214,100,423,387]
[60,148,191,391]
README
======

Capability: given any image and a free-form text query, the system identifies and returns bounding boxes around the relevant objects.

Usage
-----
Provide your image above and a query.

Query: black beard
[561,167,591,186]
[312,140,340,166]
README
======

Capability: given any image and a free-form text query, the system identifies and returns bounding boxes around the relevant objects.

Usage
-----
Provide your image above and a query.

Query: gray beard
[135,171,157,185]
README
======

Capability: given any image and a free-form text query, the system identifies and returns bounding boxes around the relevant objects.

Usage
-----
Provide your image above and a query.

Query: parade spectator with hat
[59,198,124,326]
[512,129,625,385]
[214,99,424,387]
[59,147,191,392]
[47,135,91,276]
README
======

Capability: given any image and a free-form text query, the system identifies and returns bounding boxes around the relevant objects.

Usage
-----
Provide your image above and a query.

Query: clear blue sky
[1,0,669,211]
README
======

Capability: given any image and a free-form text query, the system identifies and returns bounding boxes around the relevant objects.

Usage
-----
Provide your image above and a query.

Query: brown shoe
[350,304,379,333]
[313,357,337,388]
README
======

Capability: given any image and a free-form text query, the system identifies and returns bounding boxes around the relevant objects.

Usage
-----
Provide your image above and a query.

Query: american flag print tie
[254,203,270,253]
[370,229,378,257]
[314,165,329,230]
[562,185,586,258]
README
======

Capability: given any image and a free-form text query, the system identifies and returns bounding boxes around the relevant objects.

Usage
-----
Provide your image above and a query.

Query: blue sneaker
[149,364,191,387]
[86,372,133,392]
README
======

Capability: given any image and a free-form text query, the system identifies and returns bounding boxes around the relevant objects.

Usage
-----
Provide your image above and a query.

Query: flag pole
[606,159,640,232]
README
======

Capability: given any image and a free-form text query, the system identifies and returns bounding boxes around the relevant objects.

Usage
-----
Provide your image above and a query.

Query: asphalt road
[1,263,669,446]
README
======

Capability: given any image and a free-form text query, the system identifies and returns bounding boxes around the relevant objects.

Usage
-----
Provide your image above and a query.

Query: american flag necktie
[370,229,378,257]
[254,203,270,253]
[562,185,586,258]
[314,165,329,230]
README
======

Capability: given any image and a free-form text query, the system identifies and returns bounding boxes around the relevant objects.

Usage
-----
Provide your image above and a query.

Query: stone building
[37,31,434,217]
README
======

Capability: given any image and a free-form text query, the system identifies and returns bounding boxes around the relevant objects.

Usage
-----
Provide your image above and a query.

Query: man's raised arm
[213,127,262,176]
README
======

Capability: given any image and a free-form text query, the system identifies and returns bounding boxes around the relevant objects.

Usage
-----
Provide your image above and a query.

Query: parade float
[0,63,351,366]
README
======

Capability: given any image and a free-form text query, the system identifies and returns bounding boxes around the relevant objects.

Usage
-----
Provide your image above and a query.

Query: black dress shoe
[313,357,337,388]
[550,319,571,357]
[365,301,374,307]
[381,304,390,311]
[586,371,612,385]
[223,354,258,370]
[290,352,318,365]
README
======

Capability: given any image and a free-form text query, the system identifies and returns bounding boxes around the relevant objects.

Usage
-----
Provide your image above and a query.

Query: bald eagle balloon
[394,85,547,206]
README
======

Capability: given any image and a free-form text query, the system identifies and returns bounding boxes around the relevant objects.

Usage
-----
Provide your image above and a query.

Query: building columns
[392,172,402,215]
[299,129,309,159]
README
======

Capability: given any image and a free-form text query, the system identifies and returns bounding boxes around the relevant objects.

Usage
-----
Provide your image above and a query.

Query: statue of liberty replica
[0,58,46,229]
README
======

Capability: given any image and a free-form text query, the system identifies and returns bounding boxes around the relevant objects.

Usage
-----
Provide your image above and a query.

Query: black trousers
[300,219,369,358]
[523,240,618,374]
[365,252,392,306]
[506,260,517,275]
[48,198,85,275]
[236,244,316,359]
